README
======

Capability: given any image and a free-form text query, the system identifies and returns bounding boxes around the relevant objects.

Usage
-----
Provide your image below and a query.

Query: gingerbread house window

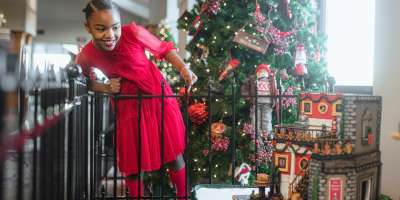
[332,101,343,116]
[361,109,373,145]
[302,100,312,115]
[317,102,328,114]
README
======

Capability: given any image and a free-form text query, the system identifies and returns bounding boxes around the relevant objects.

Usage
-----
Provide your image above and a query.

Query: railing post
[231,77,237,185]
[207,82,212,185]
[113,94,118,200]
[160,80,165,199]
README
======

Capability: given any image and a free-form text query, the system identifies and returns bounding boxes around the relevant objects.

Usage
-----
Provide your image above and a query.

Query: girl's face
[85,9,121,51]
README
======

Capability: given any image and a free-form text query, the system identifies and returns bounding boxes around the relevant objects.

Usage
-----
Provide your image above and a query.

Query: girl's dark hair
[82,0,119,20]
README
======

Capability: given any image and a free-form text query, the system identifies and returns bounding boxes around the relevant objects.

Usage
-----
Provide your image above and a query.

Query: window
[332,100,342,116]
[360,179,372,200]
[361,109,373,145]
[326,0,375,86]
[302,100,312,115]
[317,102,328,114]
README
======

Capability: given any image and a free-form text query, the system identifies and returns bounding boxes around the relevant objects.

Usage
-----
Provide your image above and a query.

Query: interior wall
[35,1,146,44]
[374,0,400,199]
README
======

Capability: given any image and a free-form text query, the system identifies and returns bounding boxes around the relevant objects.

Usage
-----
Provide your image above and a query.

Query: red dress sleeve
[128,22,175,60]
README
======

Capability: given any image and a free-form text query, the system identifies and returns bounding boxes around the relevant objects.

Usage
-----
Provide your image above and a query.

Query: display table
[193,184,270,200]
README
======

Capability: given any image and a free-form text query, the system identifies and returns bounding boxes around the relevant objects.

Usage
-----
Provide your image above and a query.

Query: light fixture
[0,12,6,27]
[392,122,400,140]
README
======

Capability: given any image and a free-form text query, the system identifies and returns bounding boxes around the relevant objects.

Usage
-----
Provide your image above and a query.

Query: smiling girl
[77,0,197,198]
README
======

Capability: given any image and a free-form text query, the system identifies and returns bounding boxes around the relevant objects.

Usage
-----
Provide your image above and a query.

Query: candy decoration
[218,59,240,81]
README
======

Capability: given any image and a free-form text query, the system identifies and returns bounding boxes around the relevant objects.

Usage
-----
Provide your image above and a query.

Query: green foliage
[311,177,319,200]
[379,194,393,200]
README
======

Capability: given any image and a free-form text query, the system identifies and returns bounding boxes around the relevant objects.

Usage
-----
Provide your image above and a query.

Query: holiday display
[271,93,382,200]
[178,0,330,189]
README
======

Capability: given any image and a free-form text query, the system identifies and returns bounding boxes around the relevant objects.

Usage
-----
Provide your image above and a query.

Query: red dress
[76,22,186,175]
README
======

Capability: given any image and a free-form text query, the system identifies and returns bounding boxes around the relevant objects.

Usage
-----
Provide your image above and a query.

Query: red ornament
[294,63,306,76]
[177,87,191,106]
[188,103,208,125]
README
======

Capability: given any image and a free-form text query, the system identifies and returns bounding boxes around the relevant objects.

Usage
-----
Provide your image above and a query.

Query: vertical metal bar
[101,185,106,200]
[207,83,212,185]
[137,92,142,200]
[90,95,95,199]
[0,83,3,200]
[32,88,39,200]
[67,80,75,200]
[160,81,165,199]
[184,86,190,200]
[104,137,109,197]
[17,86,25,200]
[278,84,282,124]
[57,94,63,200]
[87,95,90,199]
[254,78,259,176]
[231,80,237,185]
[113,95,118,200]
[77,94,82,200]
[40,88,46,200]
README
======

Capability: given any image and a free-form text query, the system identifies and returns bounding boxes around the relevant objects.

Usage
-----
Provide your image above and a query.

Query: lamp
[0,12,6,27]
[392,122,400,140]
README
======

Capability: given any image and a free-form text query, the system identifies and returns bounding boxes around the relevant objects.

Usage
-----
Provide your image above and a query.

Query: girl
[77,0,197,198]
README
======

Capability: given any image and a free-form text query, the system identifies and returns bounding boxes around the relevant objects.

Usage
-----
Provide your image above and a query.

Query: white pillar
[149,0,167,24]
[374,0,400,199]
[0,0,37,36]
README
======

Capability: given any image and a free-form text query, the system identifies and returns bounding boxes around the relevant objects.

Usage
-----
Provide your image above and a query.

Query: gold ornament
[211,121,225,138]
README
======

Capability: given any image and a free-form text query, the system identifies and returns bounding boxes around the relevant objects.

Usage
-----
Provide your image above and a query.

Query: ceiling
[38,0,149,22]
[36,0,152,43]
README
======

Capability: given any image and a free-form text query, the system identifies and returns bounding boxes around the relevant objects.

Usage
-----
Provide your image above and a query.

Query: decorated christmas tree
[177,0,332,185]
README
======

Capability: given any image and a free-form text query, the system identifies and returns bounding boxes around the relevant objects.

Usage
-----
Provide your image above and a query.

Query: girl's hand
[107,77,121,94]
[180,68,198,91]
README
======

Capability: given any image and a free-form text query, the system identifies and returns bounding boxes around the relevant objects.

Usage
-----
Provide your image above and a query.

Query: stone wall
[342,96,357,148]
[308,151,380,199]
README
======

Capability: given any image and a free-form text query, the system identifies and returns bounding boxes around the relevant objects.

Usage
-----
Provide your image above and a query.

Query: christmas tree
[177,0,331,185]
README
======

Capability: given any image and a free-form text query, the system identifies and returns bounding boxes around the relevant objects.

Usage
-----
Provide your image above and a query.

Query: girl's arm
[165,50,197,89]
[88,78,121,94]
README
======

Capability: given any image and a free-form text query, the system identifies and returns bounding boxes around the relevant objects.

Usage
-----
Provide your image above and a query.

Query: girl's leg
[125,173,144,198]
[167,154,187,199]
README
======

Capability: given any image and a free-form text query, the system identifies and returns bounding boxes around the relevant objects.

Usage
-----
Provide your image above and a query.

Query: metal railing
[0,60,92,200]
[1,62,337,200]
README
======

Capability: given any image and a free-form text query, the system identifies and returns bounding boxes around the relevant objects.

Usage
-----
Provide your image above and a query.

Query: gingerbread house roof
[300,92,343,103]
